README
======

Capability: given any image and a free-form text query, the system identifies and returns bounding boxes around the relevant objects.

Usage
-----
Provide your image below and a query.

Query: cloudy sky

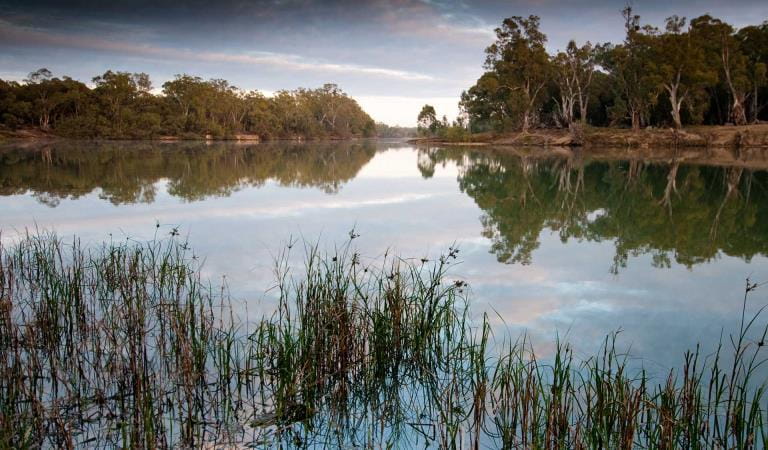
[1,0,767,125]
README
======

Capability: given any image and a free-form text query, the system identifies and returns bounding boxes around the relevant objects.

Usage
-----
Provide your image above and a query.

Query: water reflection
[2,141,767,273]
[1,141,767,274]
[418,146,768,273]
[0,140,380,206]
[1,140,767,369]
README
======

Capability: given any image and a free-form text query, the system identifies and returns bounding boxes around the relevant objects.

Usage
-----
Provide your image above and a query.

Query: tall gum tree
[24,68,54,130]
[553,40,596,127]
[596,8,656,130]
[736,22,768,123]
[417,104,439,135]
[553,51,576,126]
[647,16,716,128]
[570,41,596,124]
[621,8,654,130]
[92,71,152,136]
[690,16,749,125]
[484,15,550,132]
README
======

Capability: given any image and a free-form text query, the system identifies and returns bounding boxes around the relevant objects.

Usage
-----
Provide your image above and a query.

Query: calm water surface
[1,139,767,370]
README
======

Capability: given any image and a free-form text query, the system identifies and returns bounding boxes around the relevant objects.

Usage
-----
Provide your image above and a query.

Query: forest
[0,71,375,139]
[419,8,768,135]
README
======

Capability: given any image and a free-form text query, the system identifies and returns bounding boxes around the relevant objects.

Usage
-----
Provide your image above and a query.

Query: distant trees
[375,123,417,138]
[416,104,471,141]
[0,71,375,139]
[460,11,768,132]
[417,104,439,135]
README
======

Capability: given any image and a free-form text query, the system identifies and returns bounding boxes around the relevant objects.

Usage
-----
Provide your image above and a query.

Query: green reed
[0,231,766,448]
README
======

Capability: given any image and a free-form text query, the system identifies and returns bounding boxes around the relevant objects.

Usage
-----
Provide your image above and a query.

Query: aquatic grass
[0,231,766,448]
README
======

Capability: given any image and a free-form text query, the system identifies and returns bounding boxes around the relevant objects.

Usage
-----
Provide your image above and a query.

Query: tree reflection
[418,146,768,272]
[0,140,379,205]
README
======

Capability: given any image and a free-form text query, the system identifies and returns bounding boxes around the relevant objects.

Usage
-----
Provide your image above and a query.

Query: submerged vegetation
[0,72,375,139]
[1,232,766,448]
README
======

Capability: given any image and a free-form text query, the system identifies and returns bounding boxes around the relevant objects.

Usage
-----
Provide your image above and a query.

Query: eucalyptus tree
[92,70,152,135]
[162,74,206,124]
[553,40,596,126]
[647,16,716,128]
[570,41,596,124]
[690,15,750,125]
[0,79,17,126]
[460,72,514,132]
[552,51,577,126]
[597,7,656,130]
[417,104,439,135]
[483,15,550,132]
[243,91,278,138]
[24,68,55,130]
[736,22,768,123]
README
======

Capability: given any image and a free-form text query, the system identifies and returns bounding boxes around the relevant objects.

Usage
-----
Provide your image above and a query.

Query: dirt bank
[410,124,768,149]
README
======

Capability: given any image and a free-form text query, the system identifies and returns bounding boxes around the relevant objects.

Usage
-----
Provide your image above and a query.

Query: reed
[0,231,765,448]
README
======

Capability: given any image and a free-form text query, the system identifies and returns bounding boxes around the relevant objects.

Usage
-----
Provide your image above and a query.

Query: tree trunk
[731,94,747,125]
[723,41,747,125]
[577,71,593,124]
[753,84,759,124]
[666,86,683,129]
[40,113,50,130]
[521,110,530,133]
[665,73,684,129]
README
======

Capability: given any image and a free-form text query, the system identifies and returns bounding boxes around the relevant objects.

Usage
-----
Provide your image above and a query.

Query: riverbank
[410,124,768,149]
[0,126,371,142]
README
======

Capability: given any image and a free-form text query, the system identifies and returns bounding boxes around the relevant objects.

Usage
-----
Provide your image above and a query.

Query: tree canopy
[459,11,768,132]
[0,71,375,140]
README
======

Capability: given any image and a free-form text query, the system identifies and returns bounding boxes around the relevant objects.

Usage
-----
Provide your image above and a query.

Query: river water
[1,139,766,371]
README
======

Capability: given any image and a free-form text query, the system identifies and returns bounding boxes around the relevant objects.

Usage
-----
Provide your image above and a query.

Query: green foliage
[374,122,417,138]
[417,104,440,136]
[461,12,768,131]
[0,70,375,140]
[737,21,768,123]
[440,125,471,142]
[465,16,550,132]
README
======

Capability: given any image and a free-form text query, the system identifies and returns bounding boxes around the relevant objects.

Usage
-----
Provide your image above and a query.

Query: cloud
[0,20,436,81]
[355,95,462,126]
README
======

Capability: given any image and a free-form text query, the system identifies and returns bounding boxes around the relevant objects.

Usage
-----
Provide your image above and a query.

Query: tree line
[420,8,768,134]
[374,123,417,138]
[0,70,376,139]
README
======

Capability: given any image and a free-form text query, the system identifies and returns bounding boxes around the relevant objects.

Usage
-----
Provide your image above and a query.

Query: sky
[1,0,767,126]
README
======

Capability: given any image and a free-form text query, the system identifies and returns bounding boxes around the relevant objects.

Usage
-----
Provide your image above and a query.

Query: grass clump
[0,231,766,448]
